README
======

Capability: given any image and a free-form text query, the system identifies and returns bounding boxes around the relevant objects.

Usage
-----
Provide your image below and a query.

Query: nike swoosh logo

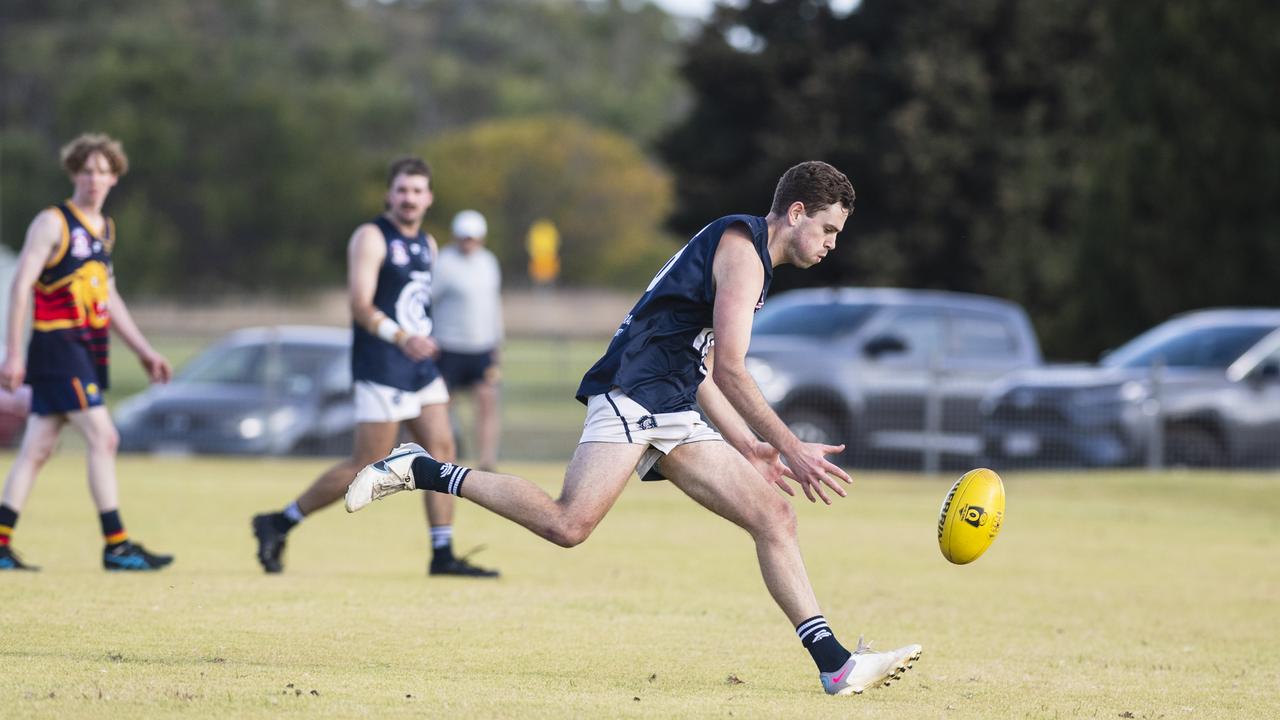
[831,662,853,685]
[373,450,416,472]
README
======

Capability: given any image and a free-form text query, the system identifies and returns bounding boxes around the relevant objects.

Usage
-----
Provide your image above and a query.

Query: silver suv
[981,308,1280,468]
[746,287,1043,469]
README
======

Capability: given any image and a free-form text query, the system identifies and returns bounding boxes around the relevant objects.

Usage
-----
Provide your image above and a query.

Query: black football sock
[100,509,128,547]
[269,502,304,534]
[410,456,470,496]
[797,615,852,673]
[429,525,453,556]
[0,504,18,547]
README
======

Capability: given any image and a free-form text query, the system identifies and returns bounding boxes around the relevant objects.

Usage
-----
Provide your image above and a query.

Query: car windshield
[1103,322,1277,369]
[179,341,343,393]
[754,302,877,339]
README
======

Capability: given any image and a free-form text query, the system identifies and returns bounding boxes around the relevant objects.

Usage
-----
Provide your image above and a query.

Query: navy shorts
[437,349,496,389]
[29,375,106,415]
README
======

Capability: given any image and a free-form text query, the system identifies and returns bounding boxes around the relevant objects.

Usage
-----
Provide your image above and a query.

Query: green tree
[1,0,688,295]
[1067,0,1280,354]
[663,0,1280,358]
[424,115,677,287]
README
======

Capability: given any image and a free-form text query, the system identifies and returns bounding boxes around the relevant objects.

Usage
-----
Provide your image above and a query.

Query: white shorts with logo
[354,377,450,423]
[578,389,723,480]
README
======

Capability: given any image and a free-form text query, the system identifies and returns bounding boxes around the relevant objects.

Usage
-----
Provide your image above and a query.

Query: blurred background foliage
[662,0,1280,358]
[3,0,1279,358]
[1,0,685,293]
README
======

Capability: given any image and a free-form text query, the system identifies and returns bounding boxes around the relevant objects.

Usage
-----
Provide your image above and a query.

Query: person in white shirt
[434,210,503,471]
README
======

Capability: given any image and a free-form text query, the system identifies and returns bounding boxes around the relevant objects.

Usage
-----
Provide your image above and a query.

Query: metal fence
[15,330,1273,472]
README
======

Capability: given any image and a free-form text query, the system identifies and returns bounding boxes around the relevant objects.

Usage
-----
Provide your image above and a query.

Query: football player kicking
[347,161,920,694]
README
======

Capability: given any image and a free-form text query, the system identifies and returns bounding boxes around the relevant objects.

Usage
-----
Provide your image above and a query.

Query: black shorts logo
[637,415,658,430]
[960,504,987,528]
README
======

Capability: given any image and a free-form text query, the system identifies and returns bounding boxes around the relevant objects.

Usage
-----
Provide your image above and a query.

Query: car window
[266,345,346,395]
[179,344,265,384]
[179,341,344,390]
[877,310,943,365]
[949,313,1019,359]
[1105,323,1277,369]
[753,302,877,339]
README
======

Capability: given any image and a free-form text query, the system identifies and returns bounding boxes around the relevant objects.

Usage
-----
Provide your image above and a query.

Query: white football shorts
[354,377,450,423]
[579,388,723,480]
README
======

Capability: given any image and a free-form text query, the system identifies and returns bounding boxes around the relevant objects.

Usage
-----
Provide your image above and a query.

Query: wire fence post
[923,347,943,475]
[1145,357,1165,470]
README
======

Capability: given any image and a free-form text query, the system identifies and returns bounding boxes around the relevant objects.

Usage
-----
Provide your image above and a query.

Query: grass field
[1,456,1277,719]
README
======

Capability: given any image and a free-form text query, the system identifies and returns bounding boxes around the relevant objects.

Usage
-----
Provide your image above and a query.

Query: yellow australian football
[937,468,1005,564]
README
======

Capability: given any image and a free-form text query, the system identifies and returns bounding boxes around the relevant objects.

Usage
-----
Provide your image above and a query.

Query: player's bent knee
[546,516,596,548]
[25,439,58,466]
[750,495,798,541]
[89,428,120,455]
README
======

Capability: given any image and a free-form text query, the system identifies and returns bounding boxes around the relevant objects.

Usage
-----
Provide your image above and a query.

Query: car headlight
[267,407,298,434]
[237,407,299,440]
[745,357,792,405]
[238,416,265,439]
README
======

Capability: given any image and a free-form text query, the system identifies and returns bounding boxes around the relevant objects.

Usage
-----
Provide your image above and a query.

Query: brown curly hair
[60,133,129,176]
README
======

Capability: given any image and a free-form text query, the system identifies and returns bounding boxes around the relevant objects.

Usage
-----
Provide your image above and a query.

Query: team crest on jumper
[394,271,433,336]
[389,240,411,266]
[70,228,93,259]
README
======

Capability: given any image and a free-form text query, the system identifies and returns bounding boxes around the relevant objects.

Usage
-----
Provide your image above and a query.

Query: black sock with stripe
[797,615,852,673]
[410,456,471,496]
[0,504,18,547]
[100,509,128,547]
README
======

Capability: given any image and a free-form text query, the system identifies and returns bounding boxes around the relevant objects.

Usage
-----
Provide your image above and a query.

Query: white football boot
[345,442,429,513]
[819,637,923,695]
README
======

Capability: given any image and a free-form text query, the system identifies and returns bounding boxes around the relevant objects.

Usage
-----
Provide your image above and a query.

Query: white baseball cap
[451,209,488,239]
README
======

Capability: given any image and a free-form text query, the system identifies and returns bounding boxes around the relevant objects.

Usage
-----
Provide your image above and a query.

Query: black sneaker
[103,541,174,571]
[429,547,500,578]
[252,513,288,574]
[0,545,39,571]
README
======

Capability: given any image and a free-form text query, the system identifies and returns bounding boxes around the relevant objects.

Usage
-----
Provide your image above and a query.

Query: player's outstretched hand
[742,440,797,496]
[0,354,24,391]
[400,335,439,362]
[782,442,852,505]
[141,350,173,384]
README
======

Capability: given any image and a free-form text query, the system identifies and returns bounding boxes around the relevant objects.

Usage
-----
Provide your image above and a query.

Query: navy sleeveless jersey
[350,216,441,391]
[27,203,114,388]
[576,214,773,413]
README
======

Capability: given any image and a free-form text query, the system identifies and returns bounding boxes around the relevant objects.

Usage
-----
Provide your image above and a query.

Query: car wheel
[1164,424,1225,467]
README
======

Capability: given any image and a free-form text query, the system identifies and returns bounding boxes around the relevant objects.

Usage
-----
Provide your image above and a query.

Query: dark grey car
[981,309,1280,468]
[115,326,355,456]
[746,287,1043,469]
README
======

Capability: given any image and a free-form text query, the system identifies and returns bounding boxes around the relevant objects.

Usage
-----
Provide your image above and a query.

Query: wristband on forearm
[369,311,408,346]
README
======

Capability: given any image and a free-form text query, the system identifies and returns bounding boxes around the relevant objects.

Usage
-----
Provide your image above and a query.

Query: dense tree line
[4,0,1276,357]
[0,0,685,293]
[661,0,1280,358]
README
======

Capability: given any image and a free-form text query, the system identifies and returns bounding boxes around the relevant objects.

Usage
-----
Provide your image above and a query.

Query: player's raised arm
[708,227,851,504]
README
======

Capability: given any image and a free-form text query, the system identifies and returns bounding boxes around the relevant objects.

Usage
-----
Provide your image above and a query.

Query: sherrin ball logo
[938,468,1005,565]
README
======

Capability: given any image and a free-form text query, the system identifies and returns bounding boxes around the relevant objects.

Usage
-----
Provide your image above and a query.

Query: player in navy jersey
[0,133,174,571]
[253,157,496,578]
[346,161,921,695]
